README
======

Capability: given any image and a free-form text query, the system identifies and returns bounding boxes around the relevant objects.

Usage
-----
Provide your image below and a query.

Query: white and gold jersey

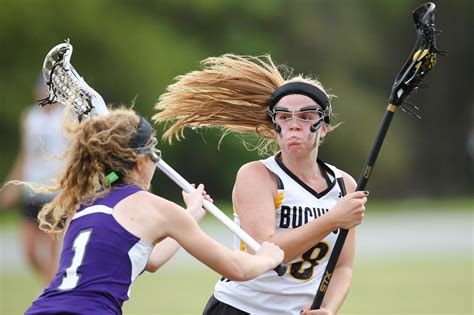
[214,154,345,314]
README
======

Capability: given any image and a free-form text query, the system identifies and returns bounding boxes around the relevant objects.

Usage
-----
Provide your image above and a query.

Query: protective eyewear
[271,105,324,124]
[133,137,161,163]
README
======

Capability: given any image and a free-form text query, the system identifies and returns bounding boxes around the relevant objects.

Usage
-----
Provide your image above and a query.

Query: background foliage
[1,0,472,202]
[0,2,472,315]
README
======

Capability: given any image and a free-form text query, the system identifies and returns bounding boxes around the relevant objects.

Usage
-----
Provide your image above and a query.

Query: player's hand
[182,184,211,221]
[329,191,368,229]
[300,305,333,315]
[255,241,284,267]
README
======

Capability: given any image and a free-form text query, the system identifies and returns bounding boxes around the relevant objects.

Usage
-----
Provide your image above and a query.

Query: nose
[287,117,302,130]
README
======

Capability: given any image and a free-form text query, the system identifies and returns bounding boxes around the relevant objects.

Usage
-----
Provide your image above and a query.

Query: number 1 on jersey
[58,229,92,291]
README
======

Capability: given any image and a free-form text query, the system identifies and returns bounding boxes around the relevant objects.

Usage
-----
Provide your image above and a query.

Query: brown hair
[37,108,147,234]
[153,54,334,154]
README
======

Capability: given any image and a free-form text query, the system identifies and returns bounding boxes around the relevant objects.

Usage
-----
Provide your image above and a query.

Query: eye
[300,113,313,121]
[275,112,291,122]
[297,112,320,121]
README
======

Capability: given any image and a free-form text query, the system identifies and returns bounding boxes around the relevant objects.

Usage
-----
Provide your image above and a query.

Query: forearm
[0,154,24,209]
[320,265,353,313]
[145,237,181,272]
[230,250,275,281]
[260,213,337,263]
[146,208,205,273]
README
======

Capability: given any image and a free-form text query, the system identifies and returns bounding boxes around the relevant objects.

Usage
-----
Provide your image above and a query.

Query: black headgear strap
[104,115,153,186]
[268,82,331,124]
[129,115,153,149]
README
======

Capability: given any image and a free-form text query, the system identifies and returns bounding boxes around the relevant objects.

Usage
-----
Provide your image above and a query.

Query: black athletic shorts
[21,193,53,222]
[21,201,43,222]
[202,295,249,315]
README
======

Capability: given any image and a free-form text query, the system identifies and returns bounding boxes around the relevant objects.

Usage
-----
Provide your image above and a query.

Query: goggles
[271,105,325,124]
[133,136,161,163]
[268,82,332,124]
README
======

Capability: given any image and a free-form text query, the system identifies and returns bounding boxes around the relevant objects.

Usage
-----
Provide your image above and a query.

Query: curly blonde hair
[153,54,334,154]
[36,108,148,234]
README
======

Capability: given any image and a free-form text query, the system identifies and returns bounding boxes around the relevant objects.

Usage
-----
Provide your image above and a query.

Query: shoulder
[124,190,181,218]
[237,160,268,176]
[135,189,179,207]
[23,105,39,120]
[236,160,275,185]
[121,189,191,228]
[234,161,278,197]
[20,106,34,125]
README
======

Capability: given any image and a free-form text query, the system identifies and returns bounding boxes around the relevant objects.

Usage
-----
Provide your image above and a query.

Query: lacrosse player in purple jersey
[23,108,283,314]
[154,54,368,314]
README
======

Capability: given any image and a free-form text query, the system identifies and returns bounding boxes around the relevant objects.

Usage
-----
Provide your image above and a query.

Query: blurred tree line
[0,0,472,203]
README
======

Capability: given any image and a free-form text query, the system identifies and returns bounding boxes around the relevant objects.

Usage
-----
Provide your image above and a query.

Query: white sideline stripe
[72,205,113,220]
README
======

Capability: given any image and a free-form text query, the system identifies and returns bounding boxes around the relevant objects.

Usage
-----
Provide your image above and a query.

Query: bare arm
[158,198,282,280]
[0,113,26,209]
[116,189,283,280]
[145,237,180,272]
[145,199,206,272]
[234,162,366,263]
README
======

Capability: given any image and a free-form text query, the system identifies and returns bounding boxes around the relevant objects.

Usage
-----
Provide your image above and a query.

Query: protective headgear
[268,82,332,133]
[130,116,161,163]
[104,116,161,185]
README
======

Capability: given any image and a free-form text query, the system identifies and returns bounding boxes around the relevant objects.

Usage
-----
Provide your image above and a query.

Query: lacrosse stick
[311,2,446,309]
[39,41,287,276]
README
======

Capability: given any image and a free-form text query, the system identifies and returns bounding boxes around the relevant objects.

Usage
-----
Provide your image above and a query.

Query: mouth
[286,136,303,145]
[287,135,302,141]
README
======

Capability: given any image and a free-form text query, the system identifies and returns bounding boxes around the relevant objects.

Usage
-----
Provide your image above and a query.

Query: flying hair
[153,54,335,155]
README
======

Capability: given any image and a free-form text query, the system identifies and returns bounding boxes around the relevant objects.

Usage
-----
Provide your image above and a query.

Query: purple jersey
[26,185,153,314]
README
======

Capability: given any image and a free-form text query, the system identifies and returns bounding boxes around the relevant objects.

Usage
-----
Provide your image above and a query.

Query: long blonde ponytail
[153,54,333,155]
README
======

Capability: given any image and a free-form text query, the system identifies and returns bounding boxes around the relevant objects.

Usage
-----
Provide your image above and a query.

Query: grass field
[1,258,471,314]
[1,199,472,314]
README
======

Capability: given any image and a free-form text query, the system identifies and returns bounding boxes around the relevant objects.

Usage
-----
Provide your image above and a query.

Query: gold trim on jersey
[240,240,246,252]
[274,190,284,208]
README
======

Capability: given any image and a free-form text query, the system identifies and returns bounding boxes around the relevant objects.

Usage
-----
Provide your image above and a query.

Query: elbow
[145,260,164,273]
[145,264,158,273]
[146,266,158,273]
[221,259,254,281]
[224,264,248,281]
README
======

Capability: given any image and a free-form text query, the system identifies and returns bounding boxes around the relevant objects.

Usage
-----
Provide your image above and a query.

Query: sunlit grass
[1,258,472,314]
[1,198,472,314]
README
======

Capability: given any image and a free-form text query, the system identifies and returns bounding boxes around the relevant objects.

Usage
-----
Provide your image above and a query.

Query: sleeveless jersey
[25,185,153,315]
[214,155,345,314]
[23,104,68,183]
[22,104,68,204]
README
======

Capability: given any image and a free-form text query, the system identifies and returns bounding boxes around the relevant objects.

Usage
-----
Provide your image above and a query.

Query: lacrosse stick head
[388,2,446,115]
[39,40,108,121]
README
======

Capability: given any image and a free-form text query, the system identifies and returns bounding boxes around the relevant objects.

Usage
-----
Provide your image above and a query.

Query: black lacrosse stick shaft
[311,2,443,309]
[311,107,396,309]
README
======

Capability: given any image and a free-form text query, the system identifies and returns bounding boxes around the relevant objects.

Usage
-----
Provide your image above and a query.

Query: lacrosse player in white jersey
[154,54,368,315]
[0,76,67,283]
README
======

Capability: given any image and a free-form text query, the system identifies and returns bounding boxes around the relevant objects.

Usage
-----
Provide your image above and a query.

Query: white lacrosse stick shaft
[156,159,261,250]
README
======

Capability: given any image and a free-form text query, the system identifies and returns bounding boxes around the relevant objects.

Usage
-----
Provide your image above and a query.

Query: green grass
[1,198,472,314]
[2,258,472,314]
[342,258,473,315]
